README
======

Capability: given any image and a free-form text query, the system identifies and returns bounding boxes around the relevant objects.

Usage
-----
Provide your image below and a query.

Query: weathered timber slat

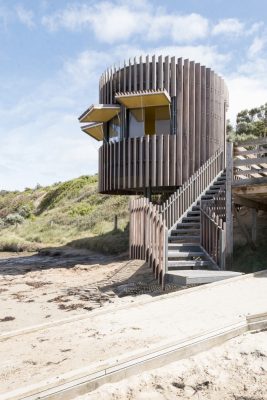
[234,148,267,156]
[95,57,228,194]
[235,137,267,146]
[232,176,267,187]
[182,59,190,182]
[195,63,201,171]
[189,60,195,176]
[235,168,267,176]
[234,157,267,167]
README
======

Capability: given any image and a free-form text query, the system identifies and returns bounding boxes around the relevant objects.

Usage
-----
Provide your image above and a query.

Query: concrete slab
[166,270,242,285]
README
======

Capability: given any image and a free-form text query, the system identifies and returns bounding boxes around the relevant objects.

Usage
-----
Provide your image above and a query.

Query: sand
[76,330,267,400]
[0,250,267,398]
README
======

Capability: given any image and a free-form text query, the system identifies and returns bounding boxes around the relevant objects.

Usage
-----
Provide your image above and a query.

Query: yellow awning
[115,90,171,109]
[81,123,103,141]
[79,104,120,123]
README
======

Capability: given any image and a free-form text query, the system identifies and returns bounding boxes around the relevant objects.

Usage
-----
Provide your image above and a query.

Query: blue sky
[1,0,267,190]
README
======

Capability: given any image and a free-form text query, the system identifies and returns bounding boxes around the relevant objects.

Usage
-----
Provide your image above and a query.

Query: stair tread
[168,243,202,248]
[176,222,200,227]
[168,260,212,267]
[169,236,200,241]
[168,251,204,257]
[182,217,200,221]
[171,228,200,233]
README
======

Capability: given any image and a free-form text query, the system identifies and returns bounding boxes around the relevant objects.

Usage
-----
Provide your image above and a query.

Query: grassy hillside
[0,175,130,254]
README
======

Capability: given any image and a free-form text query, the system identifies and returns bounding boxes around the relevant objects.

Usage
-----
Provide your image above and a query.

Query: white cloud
[238,57,267,79]
[212,18,244,36]
[248,36,266,57]
[42,2,209,44]
[42,2,145,40]
[63,50,111,87]
[0,49,107,190]
[227,75,267,124]
[147,13,208,42]
[15,5,35,28]
[247,21,264,35]
[150,45,230,72]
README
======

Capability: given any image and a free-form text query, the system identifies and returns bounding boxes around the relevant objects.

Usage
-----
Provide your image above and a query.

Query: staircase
[129,150,234,287]
[166,171,226,280]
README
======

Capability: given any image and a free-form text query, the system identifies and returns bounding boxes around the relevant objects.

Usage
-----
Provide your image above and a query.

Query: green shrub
[37,175,98,214]
[68,203,95,217]
[5,213,24,225]
[18,205,32,218]
[0,239,40,252]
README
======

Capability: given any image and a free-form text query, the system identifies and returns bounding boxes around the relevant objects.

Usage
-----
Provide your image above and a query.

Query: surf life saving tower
[78,55,258,287]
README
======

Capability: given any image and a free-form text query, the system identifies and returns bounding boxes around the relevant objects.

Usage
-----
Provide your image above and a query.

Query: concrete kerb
[1,312,267,400]
[1,269,266,343]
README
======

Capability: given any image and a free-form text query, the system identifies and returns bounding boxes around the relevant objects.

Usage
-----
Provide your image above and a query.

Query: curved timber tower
[79,55,232,286]
[79,56,228,195]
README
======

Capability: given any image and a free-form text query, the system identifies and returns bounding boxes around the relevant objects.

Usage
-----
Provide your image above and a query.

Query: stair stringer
[199,245,220,271]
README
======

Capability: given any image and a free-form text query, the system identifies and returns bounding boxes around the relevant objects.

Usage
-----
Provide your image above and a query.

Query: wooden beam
[234,168,267,176]
[234,157,267,167]
[234,148,267,156]
[235,137,267,146]
[232,177,267,187]
[233,194,267,211]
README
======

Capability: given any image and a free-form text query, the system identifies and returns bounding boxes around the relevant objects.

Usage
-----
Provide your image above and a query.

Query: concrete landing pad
[166,270,242,285]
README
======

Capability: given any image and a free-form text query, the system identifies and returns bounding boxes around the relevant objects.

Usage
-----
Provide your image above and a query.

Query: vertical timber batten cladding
[79,56,229,195]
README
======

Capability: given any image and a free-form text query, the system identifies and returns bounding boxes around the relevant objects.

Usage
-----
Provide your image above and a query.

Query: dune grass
[0,175,130,254]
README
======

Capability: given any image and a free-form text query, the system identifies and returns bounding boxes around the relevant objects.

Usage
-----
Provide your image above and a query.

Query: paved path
[1,270,267,397]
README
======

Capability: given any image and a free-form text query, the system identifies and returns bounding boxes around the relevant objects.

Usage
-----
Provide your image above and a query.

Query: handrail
[129,149,225,286]
[200,186,226,269]
[161,149,225,230]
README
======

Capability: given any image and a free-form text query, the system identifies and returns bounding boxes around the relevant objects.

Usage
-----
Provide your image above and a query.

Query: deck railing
[160,149,224,230]
[200,187,226,269]
[233,137,267,184]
